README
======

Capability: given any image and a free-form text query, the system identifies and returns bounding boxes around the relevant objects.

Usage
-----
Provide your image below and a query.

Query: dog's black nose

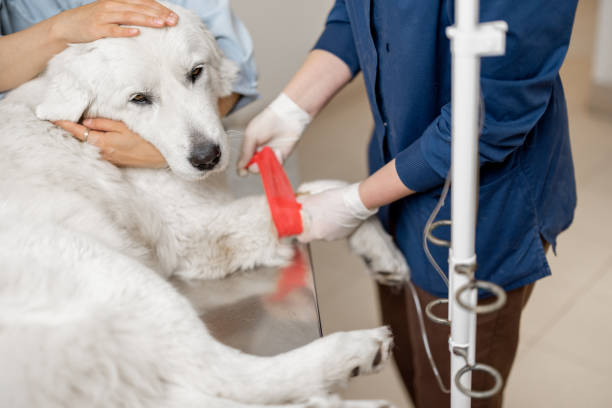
[189,144,221,171]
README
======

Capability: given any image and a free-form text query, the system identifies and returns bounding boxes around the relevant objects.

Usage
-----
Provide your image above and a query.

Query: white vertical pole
[445,0,506,405]
[449,0,480,407]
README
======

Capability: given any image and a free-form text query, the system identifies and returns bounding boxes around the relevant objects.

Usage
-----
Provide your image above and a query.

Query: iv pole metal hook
[454,263,507,314]
[452,344,504,400]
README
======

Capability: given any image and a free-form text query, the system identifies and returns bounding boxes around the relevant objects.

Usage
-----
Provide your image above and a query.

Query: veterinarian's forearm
[282,50,352,117]
[358,159,415,210]
[0,19,66,92]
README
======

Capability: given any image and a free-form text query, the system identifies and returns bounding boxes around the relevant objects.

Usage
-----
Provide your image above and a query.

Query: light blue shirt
[0,0,258,110]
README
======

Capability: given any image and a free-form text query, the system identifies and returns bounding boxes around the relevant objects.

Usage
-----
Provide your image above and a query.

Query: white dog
[0,3,409,407]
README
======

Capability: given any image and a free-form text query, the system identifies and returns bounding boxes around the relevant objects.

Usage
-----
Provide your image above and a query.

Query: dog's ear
[35,71,92,122]
[34,42,96,122]
[215,58,239,97]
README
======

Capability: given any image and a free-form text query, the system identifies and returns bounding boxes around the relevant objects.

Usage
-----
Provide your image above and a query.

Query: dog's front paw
[343,326,394,378]
[320,326,393,389]
[349,218,410,286]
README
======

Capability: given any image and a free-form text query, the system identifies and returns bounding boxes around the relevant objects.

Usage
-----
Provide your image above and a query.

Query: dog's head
[35,3,238,180]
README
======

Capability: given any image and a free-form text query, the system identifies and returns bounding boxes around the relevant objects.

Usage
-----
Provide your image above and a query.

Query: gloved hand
[297,183,378,243]
[237,93,311,175]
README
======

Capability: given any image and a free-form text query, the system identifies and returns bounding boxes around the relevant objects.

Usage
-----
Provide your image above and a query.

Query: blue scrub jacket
[315,0,578,297]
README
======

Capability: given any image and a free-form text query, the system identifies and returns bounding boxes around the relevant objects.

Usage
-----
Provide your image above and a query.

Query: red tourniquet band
[247,147,303,237]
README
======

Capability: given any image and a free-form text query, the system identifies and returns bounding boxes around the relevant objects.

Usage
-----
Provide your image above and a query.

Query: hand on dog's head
[36,3,237,181]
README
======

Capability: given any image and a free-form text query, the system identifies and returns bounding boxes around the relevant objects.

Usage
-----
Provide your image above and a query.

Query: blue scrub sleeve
[395,0,577,192]
[312,0,360,76]
[165,0,259,111]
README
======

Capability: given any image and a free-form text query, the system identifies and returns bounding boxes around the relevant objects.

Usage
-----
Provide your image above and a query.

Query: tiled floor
[293,0,612,406]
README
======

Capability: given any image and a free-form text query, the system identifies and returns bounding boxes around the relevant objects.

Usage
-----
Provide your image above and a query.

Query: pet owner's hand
[237,93,312,176]
[54,119,167,168]
[50,0,178,43]
[54,94,240,168]
[297,183,378,243]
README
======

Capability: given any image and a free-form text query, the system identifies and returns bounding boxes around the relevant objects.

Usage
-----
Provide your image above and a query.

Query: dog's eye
[190,65,204,83]
[130,93,152,105]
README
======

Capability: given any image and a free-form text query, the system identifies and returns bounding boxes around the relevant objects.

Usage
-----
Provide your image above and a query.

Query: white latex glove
[297,183,378,243]
[237,93,311,175]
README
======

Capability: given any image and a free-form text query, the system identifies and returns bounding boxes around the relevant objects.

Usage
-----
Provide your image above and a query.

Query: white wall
[229,1,334,123]
[593,0,612,86]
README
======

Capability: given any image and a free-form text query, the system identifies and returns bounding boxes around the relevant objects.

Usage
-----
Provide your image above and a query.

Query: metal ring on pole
[455,280,507,314]
[426,219,451,247]
[455,363,504,399]
[425,298,450,326]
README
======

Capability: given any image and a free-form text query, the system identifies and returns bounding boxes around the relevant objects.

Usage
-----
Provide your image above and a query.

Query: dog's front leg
[174,195,294,280]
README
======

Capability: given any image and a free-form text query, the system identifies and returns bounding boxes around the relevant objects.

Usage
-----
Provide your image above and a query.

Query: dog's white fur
[0,3,408,407]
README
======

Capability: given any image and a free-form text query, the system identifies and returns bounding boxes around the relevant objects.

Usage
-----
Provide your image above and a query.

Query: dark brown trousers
[377,281,535,408]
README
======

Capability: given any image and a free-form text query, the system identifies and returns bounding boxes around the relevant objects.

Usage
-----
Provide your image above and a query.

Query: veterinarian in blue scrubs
[0,0,257,167]
[238,1,579,406]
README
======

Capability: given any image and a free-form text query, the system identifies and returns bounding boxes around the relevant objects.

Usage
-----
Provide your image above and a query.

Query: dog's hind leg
[197,327,393,405]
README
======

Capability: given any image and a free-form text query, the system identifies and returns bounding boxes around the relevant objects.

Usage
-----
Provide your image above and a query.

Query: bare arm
[359,159,415,209]
[0,0,178,92]
[282,49,353,117]
[0,19,66,92]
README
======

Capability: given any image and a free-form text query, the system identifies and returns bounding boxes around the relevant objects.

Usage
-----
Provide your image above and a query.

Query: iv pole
[446,0,508,406]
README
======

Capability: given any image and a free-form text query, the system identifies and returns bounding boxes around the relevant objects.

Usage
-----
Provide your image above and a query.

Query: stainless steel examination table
[173,243,322,356]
